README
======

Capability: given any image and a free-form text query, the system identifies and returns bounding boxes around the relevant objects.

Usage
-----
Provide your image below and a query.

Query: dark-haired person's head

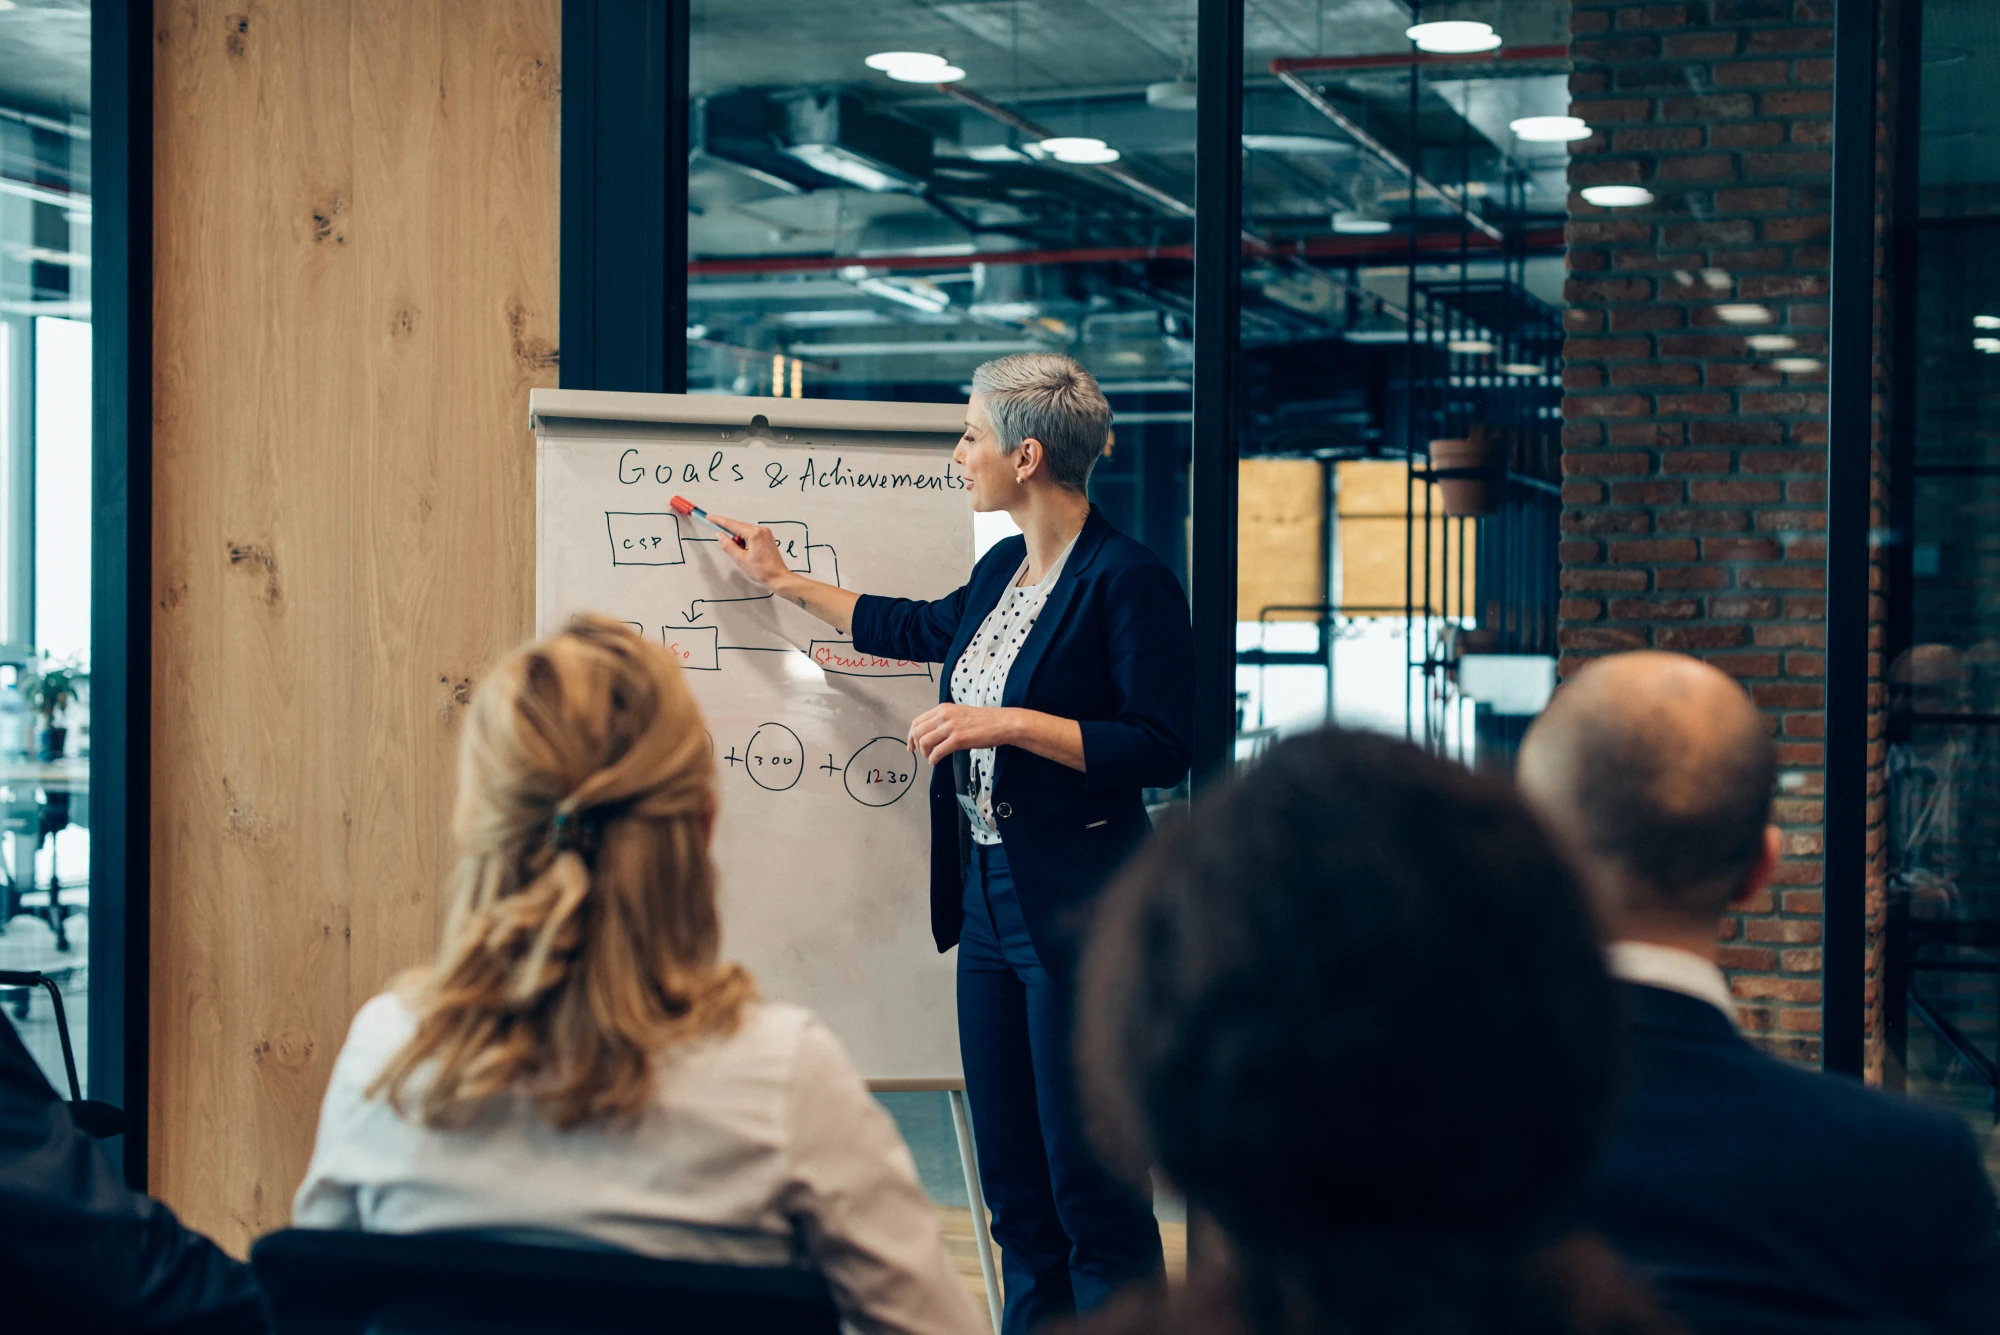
[1079,729,1659,1335]
[1517,651,1778,948]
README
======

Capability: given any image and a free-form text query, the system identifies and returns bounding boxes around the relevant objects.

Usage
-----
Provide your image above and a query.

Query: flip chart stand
[949,1088,1004,1333]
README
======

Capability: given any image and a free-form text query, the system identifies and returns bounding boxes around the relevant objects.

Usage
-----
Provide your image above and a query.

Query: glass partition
[1884,0,2000,1181]
[0,9,93,1097]
[1229,11,1565,766]
[688,0,1198,580]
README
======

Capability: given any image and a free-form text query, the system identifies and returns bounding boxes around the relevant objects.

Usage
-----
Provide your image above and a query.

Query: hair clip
[548,808,584,853]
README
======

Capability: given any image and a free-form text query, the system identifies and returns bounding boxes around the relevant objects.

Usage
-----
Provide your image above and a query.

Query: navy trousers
[958,842,1164,1334]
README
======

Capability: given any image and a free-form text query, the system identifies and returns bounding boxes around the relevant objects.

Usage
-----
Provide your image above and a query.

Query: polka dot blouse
[949,534,1080,846]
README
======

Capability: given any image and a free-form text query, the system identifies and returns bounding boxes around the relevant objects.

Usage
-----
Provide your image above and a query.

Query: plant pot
[36,726,65,762]
[1429,429,1501,517]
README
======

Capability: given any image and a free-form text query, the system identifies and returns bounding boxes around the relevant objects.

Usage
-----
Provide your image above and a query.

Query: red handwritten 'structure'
[813,645,926,672]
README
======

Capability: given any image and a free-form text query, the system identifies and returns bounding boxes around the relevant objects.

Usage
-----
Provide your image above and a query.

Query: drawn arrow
[684,592,774,624]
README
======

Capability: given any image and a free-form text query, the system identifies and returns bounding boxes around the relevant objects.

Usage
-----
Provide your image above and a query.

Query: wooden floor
[936,1206,1188,1312]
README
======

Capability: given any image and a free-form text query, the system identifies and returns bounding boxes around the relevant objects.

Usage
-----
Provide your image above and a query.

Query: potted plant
[24,657,84,761]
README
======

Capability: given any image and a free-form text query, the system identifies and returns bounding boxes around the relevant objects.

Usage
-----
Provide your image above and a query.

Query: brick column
[1558,0,1871,1066]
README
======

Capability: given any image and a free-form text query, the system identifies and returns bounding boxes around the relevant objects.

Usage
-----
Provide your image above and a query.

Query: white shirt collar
[1607,941,1739,1028]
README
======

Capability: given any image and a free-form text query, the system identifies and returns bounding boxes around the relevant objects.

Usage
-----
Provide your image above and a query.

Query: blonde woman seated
[294,616,984,1335]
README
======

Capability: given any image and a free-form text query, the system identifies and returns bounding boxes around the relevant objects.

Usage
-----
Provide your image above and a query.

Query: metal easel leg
[949,1087,1003,1334]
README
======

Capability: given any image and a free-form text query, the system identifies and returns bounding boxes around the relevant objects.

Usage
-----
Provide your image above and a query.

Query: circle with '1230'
[844,736,916,807]
[745,722,804,792]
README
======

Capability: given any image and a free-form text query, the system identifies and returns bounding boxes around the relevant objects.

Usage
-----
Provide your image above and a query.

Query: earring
[1015,472,1026,482]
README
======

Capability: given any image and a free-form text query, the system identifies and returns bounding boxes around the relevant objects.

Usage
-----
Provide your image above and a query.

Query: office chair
[0,968,125,1138]
[251,1227,843,1335]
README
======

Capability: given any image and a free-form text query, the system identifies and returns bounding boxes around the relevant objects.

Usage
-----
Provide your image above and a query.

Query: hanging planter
[1429,426,1502,517]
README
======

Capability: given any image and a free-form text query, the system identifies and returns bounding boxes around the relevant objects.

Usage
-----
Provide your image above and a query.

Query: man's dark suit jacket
[1582,981,2000,1335]
[0,1011,265,1332]
[852,506,1193,971]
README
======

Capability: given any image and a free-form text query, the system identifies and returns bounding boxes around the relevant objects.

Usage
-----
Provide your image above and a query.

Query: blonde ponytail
[371,615,754,1129]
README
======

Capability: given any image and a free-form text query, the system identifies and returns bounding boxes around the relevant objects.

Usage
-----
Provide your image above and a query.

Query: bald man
[1520,652,2000,1335]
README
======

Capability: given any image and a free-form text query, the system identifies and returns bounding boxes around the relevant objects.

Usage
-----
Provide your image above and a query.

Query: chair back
[251,1227,842,1335]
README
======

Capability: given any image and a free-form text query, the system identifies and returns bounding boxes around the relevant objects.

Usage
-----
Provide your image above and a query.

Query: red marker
[670,495,748,548]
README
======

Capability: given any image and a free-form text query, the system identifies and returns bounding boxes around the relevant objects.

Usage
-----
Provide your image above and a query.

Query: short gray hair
[970,353,1111,493]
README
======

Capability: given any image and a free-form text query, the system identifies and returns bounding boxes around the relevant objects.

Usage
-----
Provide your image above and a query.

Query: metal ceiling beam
[937,82,1196,219]
[1273,66,1504,243]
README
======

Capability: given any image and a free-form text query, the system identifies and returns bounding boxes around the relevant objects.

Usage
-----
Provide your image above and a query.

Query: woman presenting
[716,352,1193,1332]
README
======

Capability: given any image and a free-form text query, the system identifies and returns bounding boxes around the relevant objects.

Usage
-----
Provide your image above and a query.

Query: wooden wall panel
[151,0,559,1250]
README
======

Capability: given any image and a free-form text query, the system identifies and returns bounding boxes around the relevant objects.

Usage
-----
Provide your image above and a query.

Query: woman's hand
[709,515,795,590]
[907,704,1018,765]
[708,514,860,633]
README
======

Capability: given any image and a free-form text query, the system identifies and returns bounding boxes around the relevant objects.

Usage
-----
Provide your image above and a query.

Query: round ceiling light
[1716,304,1775,325]
[1499,363,1544,376]
[1975,315,2000,329]
[887,62,964,83]
[1040,136,1120,163]
[1580,185,1654,208]
[1510,115,1591,143]
[865,51,966,83]
[1449,339,1497,355]
[1407,20,1503,54]
[865,51,942,71]
[1332,211,1392,234]
[1747,334,1797,351]
[1976,337,2000,353]
[1146,79,1199,110]
[1772,358,1822,373]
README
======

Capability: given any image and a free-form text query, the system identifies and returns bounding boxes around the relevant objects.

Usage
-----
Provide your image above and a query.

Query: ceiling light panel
[1407,20,1503,53]
[1510,116,1590,143]
[1579,185,1654,207]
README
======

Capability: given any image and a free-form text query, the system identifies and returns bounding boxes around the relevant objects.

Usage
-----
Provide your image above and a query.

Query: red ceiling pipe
[687,228,1564,278]
[1270,45,1569,75]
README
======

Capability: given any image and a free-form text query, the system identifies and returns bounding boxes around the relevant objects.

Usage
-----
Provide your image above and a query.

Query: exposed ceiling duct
[696,88,934,195]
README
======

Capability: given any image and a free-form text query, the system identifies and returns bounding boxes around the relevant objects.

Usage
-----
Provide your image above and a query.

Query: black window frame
[88,0,155,1186]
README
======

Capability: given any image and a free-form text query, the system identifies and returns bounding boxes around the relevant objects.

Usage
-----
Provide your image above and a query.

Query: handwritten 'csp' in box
[606,512,685,565]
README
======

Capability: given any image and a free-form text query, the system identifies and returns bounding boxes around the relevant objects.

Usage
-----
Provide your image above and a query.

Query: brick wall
[1559,0,1890,1069]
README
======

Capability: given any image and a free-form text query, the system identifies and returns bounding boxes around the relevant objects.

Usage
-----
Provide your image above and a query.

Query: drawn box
[606,511,686,565]
[761,520,813,574]
[662,624,721,671]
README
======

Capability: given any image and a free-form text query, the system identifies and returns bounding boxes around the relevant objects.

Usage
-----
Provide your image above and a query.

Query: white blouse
[948,535,1078,845]
[293,993,984,1335]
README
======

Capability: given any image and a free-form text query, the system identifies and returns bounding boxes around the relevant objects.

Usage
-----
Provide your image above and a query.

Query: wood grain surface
[150,0,558,1251]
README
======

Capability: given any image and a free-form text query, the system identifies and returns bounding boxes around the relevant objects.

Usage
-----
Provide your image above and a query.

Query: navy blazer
[1581,982,2000,1335]
[851,508,1193,970]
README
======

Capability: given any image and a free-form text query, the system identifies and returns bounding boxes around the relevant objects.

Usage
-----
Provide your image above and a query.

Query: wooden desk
[0,757,87,952]
[0,759,88,792]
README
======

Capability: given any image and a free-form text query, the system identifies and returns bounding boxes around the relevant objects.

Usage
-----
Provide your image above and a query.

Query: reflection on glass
[688,0,1197,589]
[1231,18,1566,767]
[1887,0,2000,1178]
[0,49,92,1096]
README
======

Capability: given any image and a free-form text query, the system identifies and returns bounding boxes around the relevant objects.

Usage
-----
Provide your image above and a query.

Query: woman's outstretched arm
[710,514,862,633]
